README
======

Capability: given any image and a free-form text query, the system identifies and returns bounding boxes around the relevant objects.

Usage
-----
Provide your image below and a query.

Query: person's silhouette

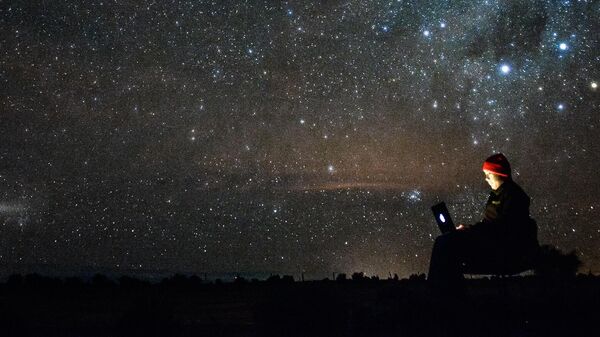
[428,153,539,285]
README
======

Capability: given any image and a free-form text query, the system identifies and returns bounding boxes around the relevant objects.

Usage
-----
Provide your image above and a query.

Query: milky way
[1,0,599,278]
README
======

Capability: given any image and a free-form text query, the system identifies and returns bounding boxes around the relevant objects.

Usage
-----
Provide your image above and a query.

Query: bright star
[559,42,568,50]
[327,165,335,173]
[423,30,430,37]
[499,64,511,75]
[557,103,565,111]
[591,82,598,90]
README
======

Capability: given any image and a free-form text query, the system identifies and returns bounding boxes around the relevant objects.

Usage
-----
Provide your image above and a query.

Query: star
[407,190,422,202]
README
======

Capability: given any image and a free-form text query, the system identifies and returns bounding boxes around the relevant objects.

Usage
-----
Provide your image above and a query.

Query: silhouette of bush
[160,273,192,288]
[335,273,347,282]
[535,244,582,279]
[24,273,44,286]
[281,275,295,283]
[6,274,23,286]
[119,275,150,288]
[408,273,427,282]
[352,272,366,281]
[91,273,115,287]
[22,273,61,288]
[234,275,248,284]
[386,273,401,281]
[171,273,189,284]
[264,274,294,284]
[266,274,281,283]
[188,274,203,285]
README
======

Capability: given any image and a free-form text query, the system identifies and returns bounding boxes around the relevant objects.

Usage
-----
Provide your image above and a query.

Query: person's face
[483,170,503,190]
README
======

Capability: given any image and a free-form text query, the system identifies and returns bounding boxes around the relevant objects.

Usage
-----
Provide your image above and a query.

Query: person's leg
[428,231,469,283]
[459,229,506,274]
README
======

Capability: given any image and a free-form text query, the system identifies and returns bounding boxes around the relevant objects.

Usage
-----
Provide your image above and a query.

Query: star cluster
[0,0,599,278]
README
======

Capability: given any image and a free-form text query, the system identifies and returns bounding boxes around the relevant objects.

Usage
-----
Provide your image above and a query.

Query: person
[427,153,539,284]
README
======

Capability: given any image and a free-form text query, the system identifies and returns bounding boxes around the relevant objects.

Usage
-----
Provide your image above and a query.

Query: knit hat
[482,153,511,177]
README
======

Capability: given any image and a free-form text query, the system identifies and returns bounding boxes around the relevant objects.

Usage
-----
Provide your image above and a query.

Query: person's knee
[433,232,466,257]
[434,232,454,247]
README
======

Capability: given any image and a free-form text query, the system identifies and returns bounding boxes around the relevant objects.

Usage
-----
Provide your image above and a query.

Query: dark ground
[0,274,598,337]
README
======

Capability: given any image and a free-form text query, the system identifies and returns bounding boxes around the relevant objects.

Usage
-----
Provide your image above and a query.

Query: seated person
[428,153,539,283]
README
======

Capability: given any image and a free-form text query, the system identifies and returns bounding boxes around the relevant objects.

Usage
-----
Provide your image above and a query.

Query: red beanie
[482,153,511,177]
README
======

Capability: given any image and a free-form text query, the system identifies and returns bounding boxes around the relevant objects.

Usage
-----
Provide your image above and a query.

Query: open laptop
[431,202,456,234]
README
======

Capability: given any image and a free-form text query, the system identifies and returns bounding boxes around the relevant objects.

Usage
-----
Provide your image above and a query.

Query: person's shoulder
[505,180,529,199]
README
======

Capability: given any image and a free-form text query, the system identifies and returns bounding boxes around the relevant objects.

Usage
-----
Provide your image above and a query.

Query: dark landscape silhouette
[0,245,598,337]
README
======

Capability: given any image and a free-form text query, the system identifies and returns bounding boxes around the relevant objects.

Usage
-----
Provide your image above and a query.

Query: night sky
[1,0,599,279]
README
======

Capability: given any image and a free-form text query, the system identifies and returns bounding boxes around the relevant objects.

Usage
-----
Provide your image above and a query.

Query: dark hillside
[0,274,598,336]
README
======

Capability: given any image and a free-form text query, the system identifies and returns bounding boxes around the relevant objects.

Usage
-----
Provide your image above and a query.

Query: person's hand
[456,224,467,230]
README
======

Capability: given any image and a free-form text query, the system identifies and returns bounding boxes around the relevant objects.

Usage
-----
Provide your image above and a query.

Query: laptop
[431,202,456,234]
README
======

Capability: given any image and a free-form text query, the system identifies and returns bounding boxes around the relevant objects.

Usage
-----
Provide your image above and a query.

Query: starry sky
[1,0,599,278]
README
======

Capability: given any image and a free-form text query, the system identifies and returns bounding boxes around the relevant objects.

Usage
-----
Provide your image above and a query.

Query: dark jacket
[473,179,539,252]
